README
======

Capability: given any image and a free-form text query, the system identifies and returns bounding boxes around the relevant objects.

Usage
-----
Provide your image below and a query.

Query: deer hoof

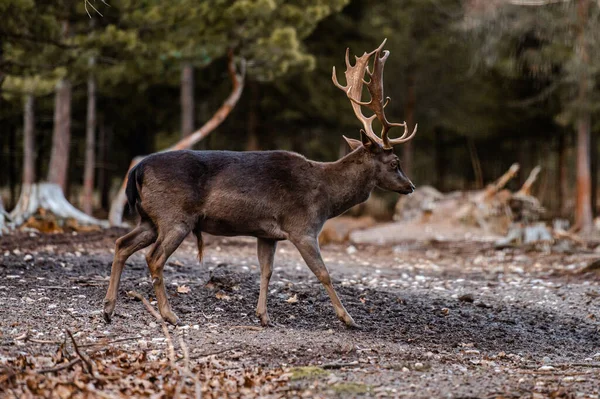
[258,314,271,327]
[341,315,359,329]
[162,311,180,326]
[103,299,115,323]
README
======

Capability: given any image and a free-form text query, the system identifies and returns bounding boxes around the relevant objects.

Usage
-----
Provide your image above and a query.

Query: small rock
[346,245,357,255]
[414,362,425,371]
[542,356,551,364]
[138,339,148,350]
[563,376,575,382]
[149,322,157,328]
[402,367,410,372]
[23,254,33,262]
[458,294,474,303]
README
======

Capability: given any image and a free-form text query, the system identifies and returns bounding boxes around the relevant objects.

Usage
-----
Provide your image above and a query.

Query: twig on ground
[14,330,62,345]
[127,290,175,367]
[177,334,202,399]
[178,335,191,371]
[66,330,94,375]
[185,345,245,361]
[37,358,82,374]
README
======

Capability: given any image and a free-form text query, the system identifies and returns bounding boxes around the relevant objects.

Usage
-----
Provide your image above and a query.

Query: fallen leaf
[286,294,298,304]
[177,285,190,294]
[215,290,231,301]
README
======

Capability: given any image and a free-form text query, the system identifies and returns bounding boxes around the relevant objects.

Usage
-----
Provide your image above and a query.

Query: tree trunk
[98,121,109,211]
[10,183,108,228]
[23,94,35,185]
[591,127,597,218]
[402,72,416,176]
[181,62,195,137]
[557,132,569,216]
[434,127,445,191]
[245,81,259,151]
[574,0,593,234]
[576,113,593,233]
[468,138,483,189]
[47,78,72,191]
[0,195,7,234]
[109,53,246,226]
[83,58,97,215]
[8,125,17,208]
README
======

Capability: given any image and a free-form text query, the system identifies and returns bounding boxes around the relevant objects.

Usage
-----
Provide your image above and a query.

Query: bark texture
[47,78,72,192]
[181,63,195,137]
[83,59,97,215]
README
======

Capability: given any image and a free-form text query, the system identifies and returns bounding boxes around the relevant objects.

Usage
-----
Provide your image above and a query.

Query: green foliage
[468,1,600,127]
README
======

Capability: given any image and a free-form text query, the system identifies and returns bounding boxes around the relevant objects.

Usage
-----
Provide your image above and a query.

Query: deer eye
[390,160,398,169]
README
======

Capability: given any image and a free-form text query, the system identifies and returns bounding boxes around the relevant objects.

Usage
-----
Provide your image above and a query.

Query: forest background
[1,0,599,233]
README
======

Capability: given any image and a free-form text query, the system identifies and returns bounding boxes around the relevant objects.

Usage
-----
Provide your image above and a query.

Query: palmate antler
[332,39,417,149]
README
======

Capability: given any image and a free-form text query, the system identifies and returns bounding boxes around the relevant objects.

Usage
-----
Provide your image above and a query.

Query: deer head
[332,39,417,194]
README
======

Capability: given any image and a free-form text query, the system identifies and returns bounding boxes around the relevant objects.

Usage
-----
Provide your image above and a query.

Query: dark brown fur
[103,136,414,327]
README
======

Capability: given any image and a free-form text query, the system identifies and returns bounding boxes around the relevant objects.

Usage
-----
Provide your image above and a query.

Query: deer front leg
[256,238,277,326]
[291,235,357,328]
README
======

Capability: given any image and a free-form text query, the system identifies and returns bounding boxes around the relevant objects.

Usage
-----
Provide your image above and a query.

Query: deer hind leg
[145,223,191,325]
[103,222,157,322]
[292,235,357,328]
[256,238,277,326]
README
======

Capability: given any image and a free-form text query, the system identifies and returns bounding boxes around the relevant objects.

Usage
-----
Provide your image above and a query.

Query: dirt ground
[1,227,600,398]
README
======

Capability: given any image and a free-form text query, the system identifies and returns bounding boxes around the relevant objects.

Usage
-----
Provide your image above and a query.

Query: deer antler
[332,39,417,149]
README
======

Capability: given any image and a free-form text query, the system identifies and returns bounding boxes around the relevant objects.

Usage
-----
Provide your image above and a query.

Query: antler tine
[387,123,418,145]
[331,44,383,146]
[362,39,417,149]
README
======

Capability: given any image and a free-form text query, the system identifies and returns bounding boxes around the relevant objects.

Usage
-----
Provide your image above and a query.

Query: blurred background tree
[0,0,599,233]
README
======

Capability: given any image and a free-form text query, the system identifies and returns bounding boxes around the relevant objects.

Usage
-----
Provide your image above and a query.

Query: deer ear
[359,130,379,150]
[343,135,363,151]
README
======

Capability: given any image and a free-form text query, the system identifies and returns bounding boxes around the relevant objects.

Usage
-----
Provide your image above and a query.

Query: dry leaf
[215,290,231,301]
[286,294,298,304]
[177,285,190,294]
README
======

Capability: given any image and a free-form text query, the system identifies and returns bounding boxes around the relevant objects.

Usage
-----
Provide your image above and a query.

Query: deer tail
[125,163,143,215]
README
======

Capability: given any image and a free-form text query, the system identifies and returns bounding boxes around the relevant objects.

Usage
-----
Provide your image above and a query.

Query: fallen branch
[485,163,520,198]
[66,330,94,376]
[37,358,82,374]
[517,165,541,196]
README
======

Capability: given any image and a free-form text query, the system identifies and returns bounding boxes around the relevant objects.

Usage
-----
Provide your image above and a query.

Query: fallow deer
[103,39,417,328]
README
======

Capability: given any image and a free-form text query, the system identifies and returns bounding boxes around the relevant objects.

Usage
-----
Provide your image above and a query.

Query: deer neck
[321,148,376,218]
